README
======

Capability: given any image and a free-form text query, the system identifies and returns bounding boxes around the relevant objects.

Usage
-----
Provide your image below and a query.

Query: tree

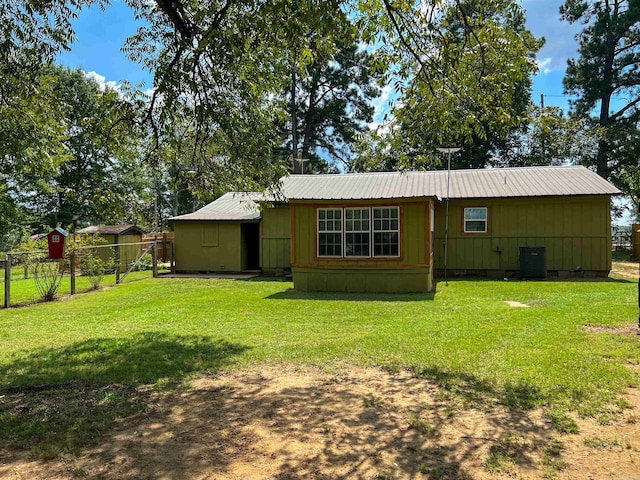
[16,66,151,228]
[561,0,640,203]
[352,0,542,171]
[285,12,382,173]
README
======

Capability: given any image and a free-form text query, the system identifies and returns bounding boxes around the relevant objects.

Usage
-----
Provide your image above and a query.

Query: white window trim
[463,207,488,233]
[317,206,400,258]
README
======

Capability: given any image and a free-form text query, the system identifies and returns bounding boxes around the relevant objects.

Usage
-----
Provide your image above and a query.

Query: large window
[345,208,370,257]
[318,208,342,256]
[373,207,400,256]
[318,207,400,258]
[463,207,488,233]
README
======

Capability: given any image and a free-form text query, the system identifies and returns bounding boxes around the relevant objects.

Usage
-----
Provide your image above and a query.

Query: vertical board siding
[260,205,291,272]
[118,234,143,273]
[290,199,433,292]
[433,196,612,272]
[174,222,242,271]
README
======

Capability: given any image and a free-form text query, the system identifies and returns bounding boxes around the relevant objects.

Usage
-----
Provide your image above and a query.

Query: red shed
[47,227,69,259]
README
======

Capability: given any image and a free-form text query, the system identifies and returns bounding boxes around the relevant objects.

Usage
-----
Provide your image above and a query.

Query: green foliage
[353,0,542,171]
[68,234,113,289]
[22,66,151,227]
[285,10,383,172]
[561,0,640,203]
[546,409,579,434]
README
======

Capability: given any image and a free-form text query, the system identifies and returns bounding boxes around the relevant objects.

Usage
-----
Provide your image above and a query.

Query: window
[317,206,400,258]
[345,208,370,257]
[318,208,342,256]
[464,207,488,233]
[201,224,219,246]
[373,207,399,257]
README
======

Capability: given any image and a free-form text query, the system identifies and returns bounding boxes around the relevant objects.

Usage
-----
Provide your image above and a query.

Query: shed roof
[169,192,262,222]
[275,166,620,200]
[76,224,145,235]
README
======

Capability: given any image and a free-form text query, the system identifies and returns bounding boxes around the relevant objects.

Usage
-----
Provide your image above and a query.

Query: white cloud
[537,57,553,75]
[84,71,119,92]
[522,0,582,72]
[368,84,395,131]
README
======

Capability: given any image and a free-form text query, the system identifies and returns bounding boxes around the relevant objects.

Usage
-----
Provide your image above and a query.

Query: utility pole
[291,69,299,174]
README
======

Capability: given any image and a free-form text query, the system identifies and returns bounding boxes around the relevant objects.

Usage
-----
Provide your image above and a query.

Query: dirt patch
[1,366,639,479]
[583,323,640,337]
[611,259,639,280]
[504,301,531,308]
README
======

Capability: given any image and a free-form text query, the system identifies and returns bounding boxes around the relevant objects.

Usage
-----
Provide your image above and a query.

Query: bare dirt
[611,258,640,280]
[1,364,639,480]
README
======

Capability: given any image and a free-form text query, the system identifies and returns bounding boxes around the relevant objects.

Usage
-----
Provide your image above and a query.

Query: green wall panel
[433,196,612,273]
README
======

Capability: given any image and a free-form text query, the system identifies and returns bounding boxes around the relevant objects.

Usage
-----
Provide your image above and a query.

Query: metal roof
[76,224,145,235]
[276,166,620,200]
[169,192,261,222]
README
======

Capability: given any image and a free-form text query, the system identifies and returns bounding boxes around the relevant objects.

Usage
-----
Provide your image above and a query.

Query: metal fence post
[115,245,121,284]
[4,254,11,308]
[70,251,76,295]
[152,241,158,278]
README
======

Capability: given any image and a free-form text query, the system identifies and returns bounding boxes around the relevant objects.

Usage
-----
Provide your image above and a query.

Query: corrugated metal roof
[76,224,145,235]
[169,192,261,222]
[275,165,620,200]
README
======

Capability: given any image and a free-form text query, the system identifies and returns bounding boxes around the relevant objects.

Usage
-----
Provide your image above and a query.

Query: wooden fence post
[70,251,76,295]
[4,254,11,308]
[152,241,158,278]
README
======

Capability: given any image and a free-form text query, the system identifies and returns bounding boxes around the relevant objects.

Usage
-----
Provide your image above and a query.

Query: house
[75,224,146,272]
[170,166,620,292]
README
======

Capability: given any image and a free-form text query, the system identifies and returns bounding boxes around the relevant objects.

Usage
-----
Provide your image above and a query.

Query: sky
[55,1,634,223]
[58,0,582,113]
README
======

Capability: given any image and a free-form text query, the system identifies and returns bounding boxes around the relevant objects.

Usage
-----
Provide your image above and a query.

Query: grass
[0,269,154,306]
[0,275,638,458]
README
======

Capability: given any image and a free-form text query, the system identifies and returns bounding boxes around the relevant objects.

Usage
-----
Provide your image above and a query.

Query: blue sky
[58,1,634,223]
[58,0,581,114]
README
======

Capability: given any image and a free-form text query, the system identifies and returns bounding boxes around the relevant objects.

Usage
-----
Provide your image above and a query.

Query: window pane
[346,232,370,257]
[464,208,487,220]
[465,220,487,232]
[318,209,343,256]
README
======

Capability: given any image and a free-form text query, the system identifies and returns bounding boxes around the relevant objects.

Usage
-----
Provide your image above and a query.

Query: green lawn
[1,268,155,306]
[0,275,638,457]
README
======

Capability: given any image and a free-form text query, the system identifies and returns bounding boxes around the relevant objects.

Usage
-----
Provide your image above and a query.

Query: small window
[464,207,488,233]
[202,224,219,246]
[345,208,370,257]
[318,208,342,257]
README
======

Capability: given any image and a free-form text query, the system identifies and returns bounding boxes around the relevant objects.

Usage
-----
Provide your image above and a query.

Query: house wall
[260,205,291,274]
[291,198,434,292]
[433,195,612,275]
[174,222,242,272]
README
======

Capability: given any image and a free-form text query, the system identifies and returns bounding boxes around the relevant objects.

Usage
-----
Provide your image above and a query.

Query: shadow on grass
[0,332,248,458]
[37,367,557,479]
[434,275,634,285]
[265,288,435,302]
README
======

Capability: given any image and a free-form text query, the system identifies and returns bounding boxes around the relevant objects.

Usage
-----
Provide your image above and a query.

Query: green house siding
[433,195,612,273]
[174,222,242,272]
[260,205,291,274]
[291,199,434,293]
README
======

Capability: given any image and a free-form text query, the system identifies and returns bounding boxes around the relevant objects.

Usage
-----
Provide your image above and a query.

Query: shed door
[242,223,260,271]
